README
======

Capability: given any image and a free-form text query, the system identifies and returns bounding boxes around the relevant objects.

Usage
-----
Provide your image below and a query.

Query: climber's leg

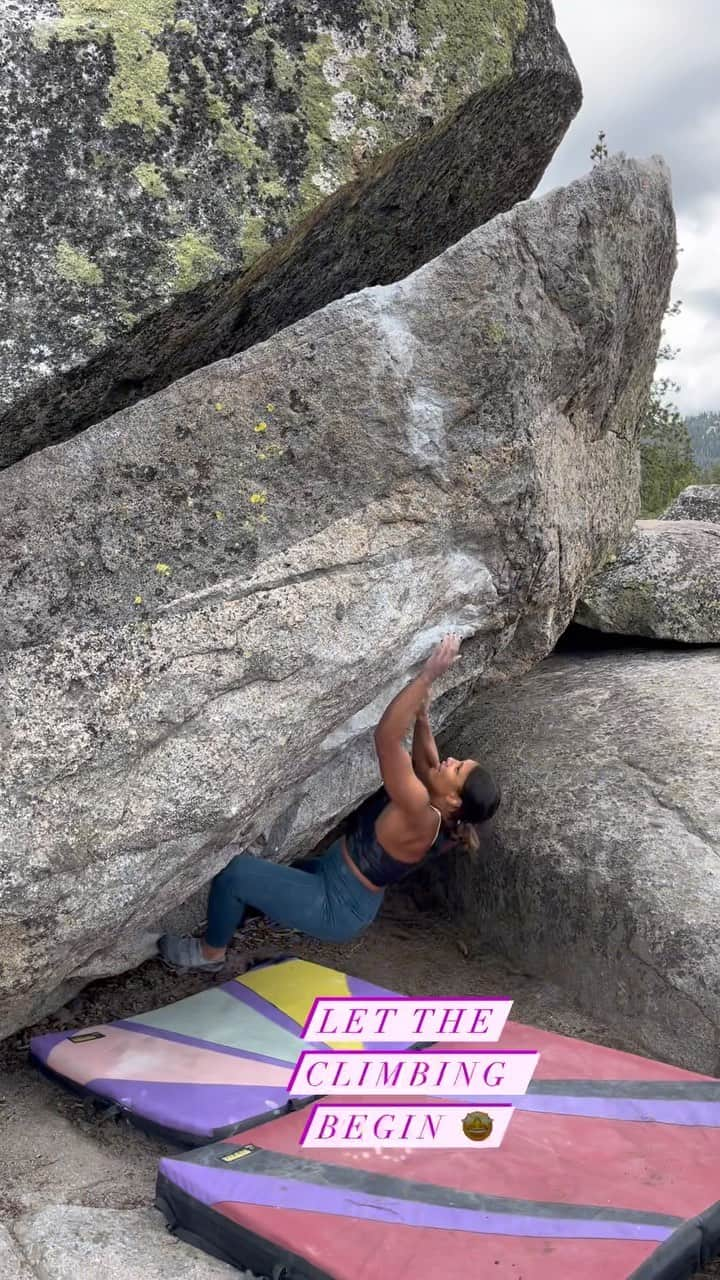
[157,840,382,972]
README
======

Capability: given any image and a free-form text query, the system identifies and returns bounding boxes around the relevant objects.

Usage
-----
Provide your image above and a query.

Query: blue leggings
[205,839,384,948]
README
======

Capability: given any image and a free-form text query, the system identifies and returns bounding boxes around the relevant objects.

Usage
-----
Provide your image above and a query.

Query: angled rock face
[0,156,676,1036]
[0,0,582,469]
[421,649,720,1074]
[660,485,720,523]
[575,519,720,643]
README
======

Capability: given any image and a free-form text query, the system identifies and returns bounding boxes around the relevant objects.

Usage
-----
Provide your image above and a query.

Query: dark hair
[453,767,502,854]
[460,766,502,824]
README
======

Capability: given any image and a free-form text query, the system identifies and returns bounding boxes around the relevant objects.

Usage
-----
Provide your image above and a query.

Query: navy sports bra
[346,787,454,888]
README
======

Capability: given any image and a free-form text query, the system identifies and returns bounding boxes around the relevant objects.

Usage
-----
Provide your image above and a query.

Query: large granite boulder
[660,485,720,523]
[574,519,720,643]
[0,0,582,469]
[421,648,720,1074]
[0,155,676,1036]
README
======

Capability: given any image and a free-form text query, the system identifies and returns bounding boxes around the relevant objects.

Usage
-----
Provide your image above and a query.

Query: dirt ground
[2,896,719,1277]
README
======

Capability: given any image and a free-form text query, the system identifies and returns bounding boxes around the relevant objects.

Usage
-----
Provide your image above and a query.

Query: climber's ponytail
[455,820,481,856]
[451,765,502,855]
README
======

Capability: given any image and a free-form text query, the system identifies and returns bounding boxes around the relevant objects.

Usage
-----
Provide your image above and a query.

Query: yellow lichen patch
[134,595,143,604]
[42,0,176,135]
[266,404,275,412]
[258,176,287,200]
[169,231,222,293]
[254,420,268,433]
[155,562,171,574]
[54,240,104,286]
[484,320,507,345]
[249,491,267,505]
[133,161,168,198]
[256,442,285,461]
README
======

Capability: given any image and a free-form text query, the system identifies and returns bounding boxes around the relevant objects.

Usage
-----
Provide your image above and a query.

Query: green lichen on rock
[39,0,176,134]
[258,176,287,201]
[54,240,104,286]
[169,231,222,293]
[270,40,297,92]
[297,35,339,211]
[485,321,507,344]
[191,53,269,176]
[413,0,528,109]
[5,0,575,463]
[133,162,168,198]
[217,105,265,168]
[294,0,528,211]
[238,215,269,263]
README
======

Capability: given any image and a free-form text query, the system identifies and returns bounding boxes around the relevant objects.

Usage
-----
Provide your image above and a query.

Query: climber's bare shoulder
[375,795,441,863]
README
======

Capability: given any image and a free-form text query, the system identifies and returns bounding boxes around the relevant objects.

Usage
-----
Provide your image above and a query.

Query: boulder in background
[575,519,720,644]
[421,648,720,1073]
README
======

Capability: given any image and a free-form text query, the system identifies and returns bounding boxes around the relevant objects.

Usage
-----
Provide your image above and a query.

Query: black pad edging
[627,1201,720,1280]
[156,1174,331,1280]
[29,1052,296,1149]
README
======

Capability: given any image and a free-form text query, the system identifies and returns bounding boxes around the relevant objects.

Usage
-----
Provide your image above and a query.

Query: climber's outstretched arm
[374,635,459,812]
[412,698,440,786]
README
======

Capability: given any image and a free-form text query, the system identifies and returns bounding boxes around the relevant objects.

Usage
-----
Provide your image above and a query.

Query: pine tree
[638,298,699,516]
[590,130,608,164]
[639,376,698,515]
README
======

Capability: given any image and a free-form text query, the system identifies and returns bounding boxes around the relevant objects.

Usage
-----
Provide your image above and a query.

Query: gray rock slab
[0,155,676,1037]
[14,1205,247,1279]
[0,1227,34,1280]
[424,648,720,1074]
[575,519,720,643]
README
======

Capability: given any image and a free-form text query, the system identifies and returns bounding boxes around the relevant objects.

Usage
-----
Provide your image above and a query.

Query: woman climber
[157,633,501,974]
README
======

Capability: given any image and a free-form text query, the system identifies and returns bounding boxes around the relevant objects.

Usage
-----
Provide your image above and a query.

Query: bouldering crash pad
[155,1020,720,1280]
[30,956,421,1146]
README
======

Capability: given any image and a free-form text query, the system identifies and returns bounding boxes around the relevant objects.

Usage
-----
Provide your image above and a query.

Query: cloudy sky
[534,0,720,417]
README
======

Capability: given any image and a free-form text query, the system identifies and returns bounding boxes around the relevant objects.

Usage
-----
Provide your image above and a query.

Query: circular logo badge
[462,1110,494,1142]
